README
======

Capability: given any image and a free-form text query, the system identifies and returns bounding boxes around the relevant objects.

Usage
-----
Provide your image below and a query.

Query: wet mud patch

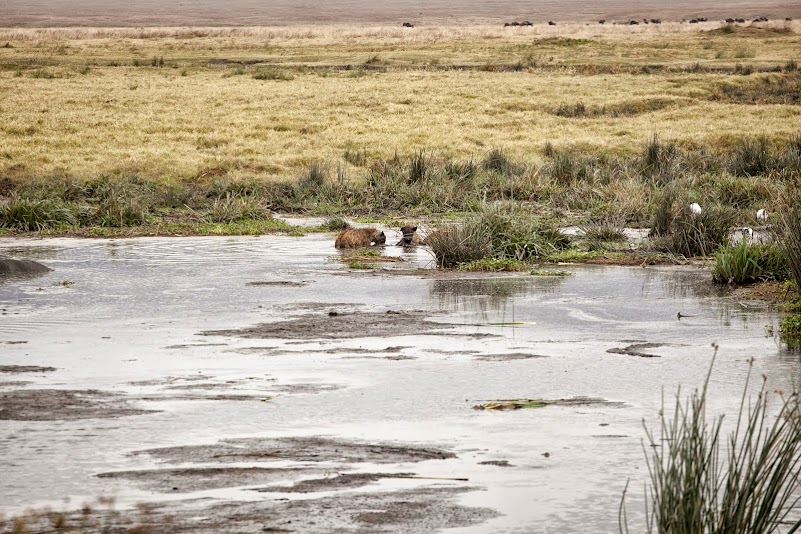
[0,389,156,421]
[203,310,486,341]
[97,467,313,493]
[256,472,416,494]
[0,365,57,373]
[2,486,497,534]
[607,342,670,358]
[478,460,513,467]
[473,397,624,411]
[247,281,311,287]
[475,352,547,362]
[129,375,340,399]
[138,436,456,465]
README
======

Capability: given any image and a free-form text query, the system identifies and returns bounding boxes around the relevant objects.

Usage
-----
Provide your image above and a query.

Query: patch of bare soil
[729,280,794,305]
[0,389,156,421]
[139,436,456,465]
[606,342,669,357]
[0,365,57,373]
[97,467,313,493]
[203,310,491,341]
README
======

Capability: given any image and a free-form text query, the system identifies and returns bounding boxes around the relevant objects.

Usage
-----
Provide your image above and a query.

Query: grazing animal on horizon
[548,21,556,26]
[335,227,386,248]
[396,225,424,246]
[689,202,702,216]
[402,22,414,28]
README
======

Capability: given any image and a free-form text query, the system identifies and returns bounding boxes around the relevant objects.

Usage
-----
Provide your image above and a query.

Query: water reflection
[430,276,563,317]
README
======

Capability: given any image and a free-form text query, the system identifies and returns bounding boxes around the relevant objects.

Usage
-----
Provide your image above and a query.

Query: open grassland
[0,22,800,239]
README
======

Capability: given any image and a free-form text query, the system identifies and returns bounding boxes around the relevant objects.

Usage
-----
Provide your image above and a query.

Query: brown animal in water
[396,225,424,246]
[335,228,386,248]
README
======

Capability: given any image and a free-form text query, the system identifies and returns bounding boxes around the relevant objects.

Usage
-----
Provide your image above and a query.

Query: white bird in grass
[689,202,702,216]
[756,209,768,221]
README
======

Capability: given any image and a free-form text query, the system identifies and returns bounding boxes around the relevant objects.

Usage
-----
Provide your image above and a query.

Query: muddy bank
[203,310,491,341]
[0,389,155,421]
[139,436,456,465]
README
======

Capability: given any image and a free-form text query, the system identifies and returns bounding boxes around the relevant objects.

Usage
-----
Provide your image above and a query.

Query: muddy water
[0,233,795,533]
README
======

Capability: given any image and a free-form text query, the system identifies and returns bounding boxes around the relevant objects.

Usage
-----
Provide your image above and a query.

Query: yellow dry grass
[1,22,799,183]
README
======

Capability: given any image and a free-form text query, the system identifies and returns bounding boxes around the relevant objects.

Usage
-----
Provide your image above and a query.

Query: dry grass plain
[1,22,800,184]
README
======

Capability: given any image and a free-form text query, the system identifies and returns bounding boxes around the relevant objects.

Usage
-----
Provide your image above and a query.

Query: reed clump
[620,350,801,534]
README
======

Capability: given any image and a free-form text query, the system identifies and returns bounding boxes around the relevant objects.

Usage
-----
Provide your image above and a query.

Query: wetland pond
[0,232,797,533]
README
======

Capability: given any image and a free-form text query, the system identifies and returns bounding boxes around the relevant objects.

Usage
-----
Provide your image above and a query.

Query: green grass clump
[427,202,570,268]
[779,314,801,348]
[457,258,529,271]
[251,69,294,81]
[712,241,787,285]
[581,217,627,243]
[347,261,376,269]
[621,350,801,533]
[777,188,801,290]
[0,196,80,231]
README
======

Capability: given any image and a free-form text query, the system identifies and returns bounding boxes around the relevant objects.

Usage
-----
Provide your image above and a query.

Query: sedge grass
[620,349,801,534]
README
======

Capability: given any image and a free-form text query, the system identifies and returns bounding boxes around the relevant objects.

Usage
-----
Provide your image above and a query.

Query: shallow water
[0,234,796,533]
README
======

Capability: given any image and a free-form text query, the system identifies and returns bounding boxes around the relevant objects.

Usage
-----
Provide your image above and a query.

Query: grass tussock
[621,350,801,534]
[427,202,570,267]
[777,186,801,290]
[717,72,801,105]
[712,241,787,285]
[650,192,736,257]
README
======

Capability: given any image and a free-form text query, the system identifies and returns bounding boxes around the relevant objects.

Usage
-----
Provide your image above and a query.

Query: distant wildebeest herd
[334,225,424,249]
[486,16,790,27]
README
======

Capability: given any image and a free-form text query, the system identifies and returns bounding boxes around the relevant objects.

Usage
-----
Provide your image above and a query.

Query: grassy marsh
[0,23,799,241]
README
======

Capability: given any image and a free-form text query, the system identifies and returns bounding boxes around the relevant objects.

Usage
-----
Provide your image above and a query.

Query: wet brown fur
[335,227,386,248]
[396,225,424,246]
